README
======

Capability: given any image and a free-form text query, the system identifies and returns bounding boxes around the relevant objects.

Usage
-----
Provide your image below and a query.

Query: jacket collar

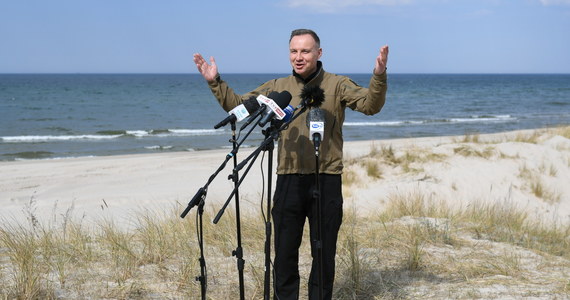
[293,61,323,84]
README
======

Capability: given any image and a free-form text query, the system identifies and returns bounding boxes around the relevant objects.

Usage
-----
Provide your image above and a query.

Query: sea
[1,73,569,161]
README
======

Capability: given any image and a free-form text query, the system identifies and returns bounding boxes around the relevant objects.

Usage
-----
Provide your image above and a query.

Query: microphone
[306,107,325,151]
[239,101,266,131]
[300,85,325,108]
[270,103,295,128]
[257,91,293,127]
[180,187,206,218]
[239,92,281,131]
[214,97,260,129]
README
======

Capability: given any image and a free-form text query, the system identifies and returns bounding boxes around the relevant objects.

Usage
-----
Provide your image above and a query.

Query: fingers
[193,53,218,82]
[193,53,204,65]
[193,53,206,72]
[380,45,389,59]
[373,45,389,75]
[193,53,215,77]
[193,53,216,68]
[379,45,389,65]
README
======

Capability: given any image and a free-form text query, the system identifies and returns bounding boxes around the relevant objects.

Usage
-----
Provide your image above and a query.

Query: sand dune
[1,128,569,228]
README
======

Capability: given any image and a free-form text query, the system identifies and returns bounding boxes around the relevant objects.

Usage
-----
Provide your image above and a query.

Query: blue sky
[1,0,569,73]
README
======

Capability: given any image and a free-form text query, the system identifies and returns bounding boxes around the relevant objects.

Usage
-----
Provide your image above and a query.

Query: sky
[1,0,569,74]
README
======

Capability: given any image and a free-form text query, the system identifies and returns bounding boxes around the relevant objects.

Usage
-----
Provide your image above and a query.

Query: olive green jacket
[208,63,387,175]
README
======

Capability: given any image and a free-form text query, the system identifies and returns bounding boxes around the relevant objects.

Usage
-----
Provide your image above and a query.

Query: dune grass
[2,127,569,299]
[2,190,568,299]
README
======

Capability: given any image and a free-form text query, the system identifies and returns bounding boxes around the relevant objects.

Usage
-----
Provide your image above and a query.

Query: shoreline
[0,128,546,163]
[1,127,569,228]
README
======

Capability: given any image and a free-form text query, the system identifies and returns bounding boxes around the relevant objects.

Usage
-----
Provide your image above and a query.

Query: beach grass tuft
[453,144,496,159]
[1,191,569,299]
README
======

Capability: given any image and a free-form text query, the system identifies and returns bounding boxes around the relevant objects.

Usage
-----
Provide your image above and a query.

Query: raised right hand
[193,53,218,83]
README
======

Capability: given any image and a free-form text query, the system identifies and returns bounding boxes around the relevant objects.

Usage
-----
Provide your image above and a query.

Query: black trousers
[272,174,343,300]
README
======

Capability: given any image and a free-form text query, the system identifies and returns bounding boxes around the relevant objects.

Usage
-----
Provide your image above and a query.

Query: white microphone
[306,107,325,151]
[214,96,260,129]
[238,93,279,131]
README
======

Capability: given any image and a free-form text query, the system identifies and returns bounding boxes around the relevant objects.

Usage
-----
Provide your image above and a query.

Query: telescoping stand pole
[213,123,277,300]
[262,123,277,300]
[212,114,266,299]
[196,197,207,300]
[229,121,246,300]
[180,186,208,300]
[181,117,259,299]
[215,105,309,300]
[313,142,324,300]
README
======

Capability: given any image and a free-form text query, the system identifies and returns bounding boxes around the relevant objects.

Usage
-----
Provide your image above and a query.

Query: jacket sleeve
[341,71,388,115]
[208,75,276,112]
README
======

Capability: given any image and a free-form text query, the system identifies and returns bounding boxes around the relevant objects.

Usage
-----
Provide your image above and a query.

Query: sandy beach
[1,127,569,228]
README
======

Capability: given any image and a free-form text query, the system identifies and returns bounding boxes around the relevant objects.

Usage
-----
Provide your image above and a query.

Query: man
[193,29,388,300]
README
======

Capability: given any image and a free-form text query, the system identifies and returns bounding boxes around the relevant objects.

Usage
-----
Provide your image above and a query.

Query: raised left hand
[374,45,389,75]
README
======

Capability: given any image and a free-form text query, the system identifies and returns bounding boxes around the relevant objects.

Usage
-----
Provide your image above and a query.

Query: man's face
[289,34,322,79]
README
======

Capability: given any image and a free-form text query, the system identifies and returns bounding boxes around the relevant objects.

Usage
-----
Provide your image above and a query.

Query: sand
[1,128,569,228]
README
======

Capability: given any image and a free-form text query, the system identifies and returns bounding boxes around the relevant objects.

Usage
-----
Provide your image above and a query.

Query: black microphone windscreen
[300,85,325,108]
[273,90,292,108]
[267,91,280,101]
[279,91,292,104]
[243,96,260,113]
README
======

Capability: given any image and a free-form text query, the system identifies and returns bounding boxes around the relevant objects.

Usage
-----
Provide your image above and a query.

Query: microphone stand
[212,112,263,222]
[181,117,261,299]
[262,121,276,300]
[180,184,208,299]
[229,121,246,300]
[212,127,270,298]
[213,105,309,300]
[312,136,324,300]
[196,197,207,300]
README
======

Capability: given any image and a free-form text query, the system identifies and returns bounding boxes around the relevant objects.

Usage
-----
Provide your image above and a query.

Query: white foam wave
[14,155,97,161]
[1,128,227,143]
[344,115,516,127]
[167,129,226,136]
[144,145,174,150]
[126,130,150,137]
[1,135,122,143]
[449,115,515,123]
[344,121,422,126]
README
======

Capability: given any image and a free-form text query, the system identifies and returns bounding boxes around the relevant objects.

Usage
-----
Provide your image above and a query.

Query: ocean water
[1,73,569,161]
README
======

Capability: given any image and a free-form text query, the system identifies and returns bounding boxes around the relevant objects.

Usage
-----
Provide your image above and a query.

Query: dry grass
[519,163,562,204]
[554,126,570,139]
[2,126,570,299]
[455,132,481,143]
[336,191,570,299]
[530,179,562,204]
[364,144,447,175]
[362,158,383,179]
[453,144,496,159]
[513,131,543,144]
[1,190,569,299]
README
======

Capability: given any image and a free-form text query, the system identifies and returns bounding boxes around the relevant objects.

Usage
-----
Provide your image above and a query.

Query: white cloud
[539,0,570,5]
[285,0,411,12]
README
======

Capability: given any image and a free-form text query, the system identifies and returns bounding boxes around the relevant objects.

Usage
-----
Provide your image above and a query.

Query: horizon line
[2,72,570,75]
